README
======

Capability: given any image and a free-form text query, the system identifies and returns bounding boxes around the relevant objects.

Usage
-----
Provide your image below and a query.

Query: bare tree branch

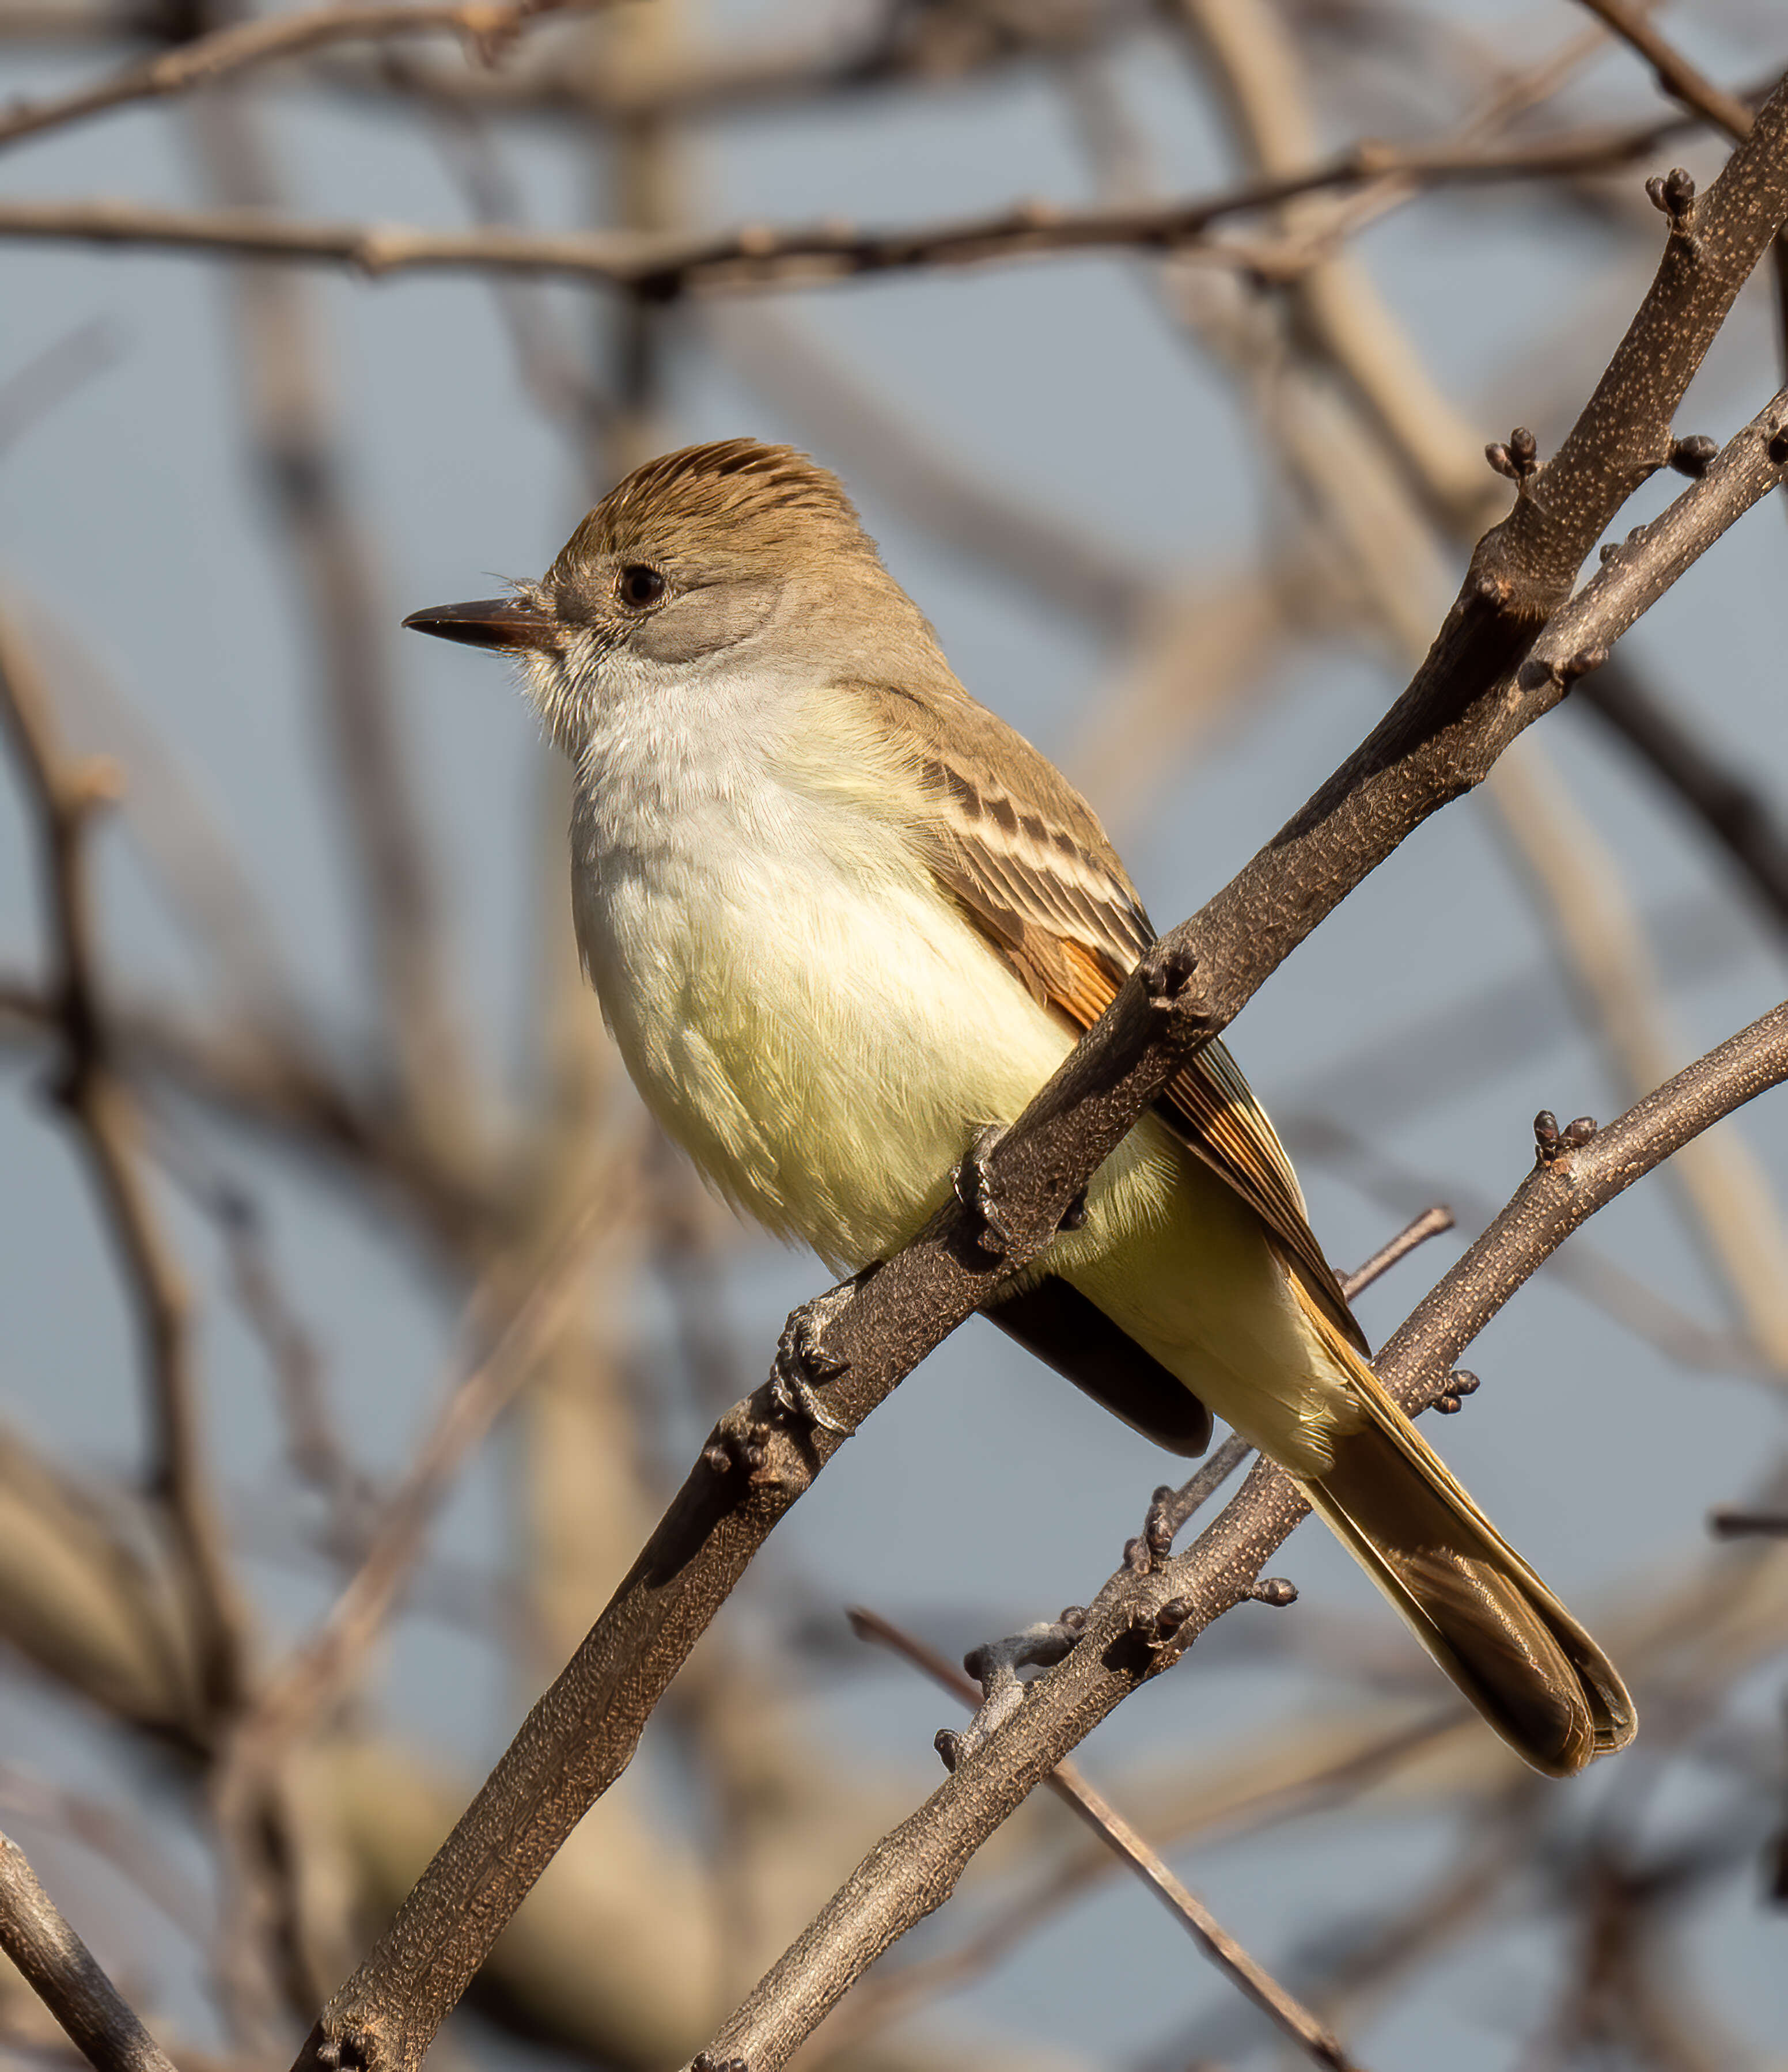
[0,0,610,153]
[0,120,1715,291]
[0,1829,180,2072]
[1573,0,1759,143]
[846,1610,1357,2071]
[1573,0,1788,416]
[0,610,247,1725]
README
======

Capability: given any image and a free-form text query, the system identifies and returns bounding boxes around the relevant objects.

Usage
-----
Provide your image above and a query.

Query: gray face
[544,549,786,669]
[483,548,806,764]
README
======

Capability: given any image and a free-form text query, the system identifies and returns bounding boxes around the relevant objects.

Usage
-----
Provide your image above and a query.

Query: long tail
[1294,1291,1636,1778]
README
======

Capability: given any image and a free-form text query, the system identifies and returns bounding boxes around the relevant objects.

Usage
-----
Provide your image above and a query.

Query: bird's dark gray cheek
[632,582,779,665]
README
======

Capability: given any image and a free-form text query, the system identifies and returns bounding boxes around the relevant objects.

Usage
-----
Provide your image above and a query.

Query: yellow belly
[579,852,1355,1474]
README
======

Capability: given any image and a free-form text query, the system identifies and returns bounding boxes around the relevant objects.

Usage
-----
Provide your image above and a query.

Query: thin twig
[1573,0,1759,141]
[0,0,611,152]
[1152,1204,1457,1546]
[1340,1205,1454,1299]
[0,122,1709,291]
[1708,1508,1788,1538]
[846,1609,1356,2071]
[0,610,246,1725]
[0,1830,180,2072]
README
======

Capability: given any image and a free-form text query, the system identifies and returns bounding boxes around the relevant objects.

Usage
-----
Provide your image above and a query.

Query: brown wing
[856,677,1365,1355]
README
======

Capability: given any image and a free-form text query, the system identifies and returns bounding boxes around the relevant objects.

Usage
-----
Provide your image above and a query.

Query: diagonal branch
[188,90,481,1178]
[0,1830,180,2072]
[846,1610,1355,2071]
[1572,0,1788,422]
[1573,0,1759,142]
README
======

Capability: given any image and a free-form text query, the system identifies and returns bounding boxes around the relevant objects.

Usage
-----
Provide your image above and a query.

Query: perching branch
[293,85,1788,2072]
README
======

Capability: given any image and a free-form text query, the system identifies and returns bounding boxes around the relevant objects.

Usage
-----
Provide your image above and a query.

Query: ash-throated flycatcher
[407,438,1634,1777]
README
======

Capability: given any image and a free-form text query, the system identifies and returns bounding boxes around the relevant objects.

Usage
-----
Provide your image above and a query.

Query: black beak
[402,598,559,651]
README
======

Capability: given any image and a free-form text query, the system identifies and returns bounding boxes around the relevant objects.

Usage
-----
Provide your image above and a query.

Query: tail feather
[1293,1293,1635,1778]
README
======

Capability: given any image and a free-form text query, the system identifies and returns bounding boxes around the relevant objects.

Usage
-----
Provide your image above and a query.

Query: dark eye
[618,564,666,609]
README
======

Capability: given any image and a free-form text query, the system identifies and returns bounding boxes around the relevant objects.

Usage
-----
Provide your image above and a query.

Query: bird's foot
[767,1280,859,1437]
[954,1122,1016,1259]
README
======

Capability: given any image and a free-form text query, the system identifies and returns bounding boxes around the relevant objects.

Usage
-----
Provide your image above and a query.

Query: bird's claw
[768,1286,855,1437]
[955,1122,1016,1258]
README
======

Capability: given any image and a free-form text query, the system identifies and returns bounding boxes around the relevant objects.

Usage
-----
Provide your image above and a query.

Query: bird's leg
[956,1123,1088,1254]
[767,1276,866,1436]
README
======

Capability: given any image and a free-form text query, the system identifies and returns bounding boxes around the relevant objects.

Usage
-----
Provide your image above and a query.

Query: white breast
[567,665,1075,1270]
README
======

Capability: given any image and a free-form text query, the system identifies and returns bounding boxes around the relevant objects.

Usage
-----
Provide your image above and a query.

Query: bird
[405,436,1635,1777]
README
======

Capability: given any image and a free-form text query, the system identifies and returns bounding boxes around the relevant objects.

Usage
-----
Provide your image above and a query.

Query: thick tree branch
[0,1830,180,2072]
[293,123,1788,2061]
[696,997,1788,2069]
